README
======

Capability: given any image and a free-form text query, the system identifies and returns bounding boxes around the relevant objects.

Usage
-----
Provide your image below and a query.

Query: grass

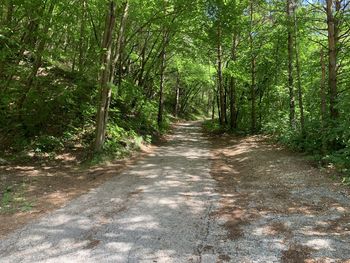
[0,182,33,214]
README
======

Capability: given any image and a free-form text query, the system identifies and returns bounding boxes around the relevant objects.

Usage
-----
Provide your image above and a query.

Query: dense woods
[0,0,349,175]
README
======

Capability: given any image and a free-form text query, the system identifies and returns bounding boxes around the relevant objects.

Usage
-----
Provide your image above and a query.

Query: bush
[32,135,64,153]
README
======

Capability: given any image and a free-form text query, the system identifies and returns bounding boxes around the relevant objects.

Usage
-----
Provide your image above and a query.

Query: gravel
[1,122,349,263]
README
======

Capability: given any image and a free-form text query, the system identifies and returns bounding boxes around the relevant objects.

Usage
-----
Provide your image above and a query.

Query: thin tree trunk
[157,31,167,128]
[174,72,180,117]
[250,1,256,133]
[217,21,225,126]
[78,0,87,73]
[287,0,296,129]
[94,1,117,152]
[320,49,327,153]
[216,86,221,122]
[212,89,215,121]
[293,2,304,133]
[110,1,129,85]
[224,77,228,124]
[5,0,13,26]
[229,32,238,130]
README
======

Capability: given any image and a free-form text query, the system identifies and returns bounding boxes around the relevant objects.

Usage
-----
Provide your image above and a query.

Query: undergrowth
[0,63,171,166]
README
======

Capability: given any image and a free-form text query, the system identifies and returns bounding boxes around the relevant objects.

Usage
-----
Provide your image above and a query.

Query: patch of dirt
[84,239,101,250]
[217,254,231,262]
[0,145,154,238]
[269,222,291,236]
[313,215,350,234]
[208,135,262,240]
[223,219,245,239]
[281,244,314,263]
[207,132,350,260]
[127,189,144,197]
[202,245,214,252]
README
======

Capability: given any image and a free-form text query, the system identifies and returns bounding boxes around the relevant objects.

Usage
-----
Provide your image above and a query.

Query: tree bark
[5,0,14,26]
[320,49,327,153]
[326,0,339,120]
[217,21,225,126]
[250,1,256,133]
[174,72,180,117]
[229,32,238,130]
[110,1,129,85]
[293,2,304,133]
[157,30,167,128]
[78,0,87,73]
[94,1,117,152]
[287,0,296,129]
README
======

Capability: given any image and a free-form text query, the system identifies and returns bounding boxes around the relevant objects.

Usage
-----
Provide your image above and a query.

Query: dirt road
[0,122,349,262]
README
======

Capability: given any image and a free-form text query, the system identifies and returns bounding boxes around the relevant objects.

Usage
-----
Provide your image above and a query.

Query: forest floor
[0,122,350,262]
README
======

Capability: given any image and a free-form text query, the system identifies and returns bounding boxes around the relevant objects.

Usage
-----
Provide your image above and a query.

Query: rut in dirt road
[1,122,350,263]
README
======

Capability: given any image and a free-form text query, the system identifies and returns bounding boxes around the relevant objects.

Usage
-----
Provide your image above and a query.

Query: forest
[2,1,350,261]
[0,0,349,175]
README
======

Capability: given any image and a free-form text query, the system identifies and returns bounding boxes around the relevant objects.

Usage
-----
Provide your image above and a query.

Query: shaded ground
[0,122,222,262]
[0,122,349,262]
[0,145,153,237]
[209,134,350,262]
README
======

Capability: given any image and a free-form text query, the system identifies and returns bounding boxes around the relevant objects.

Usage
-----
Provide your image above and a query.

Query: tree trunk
[174,72,180,117]
[217,21,225,126]
[250,1,256,133]
[320,49,327,153]
[293,2,304,133]
[216,86,221,122]
[229,32,238,130]
[110,1,129,85]
[78,0,87,73]
[157,31,167,128]
[287,0,296,129]
[94,1,117,152]
[326,0,339,120]
[5,0,14,26]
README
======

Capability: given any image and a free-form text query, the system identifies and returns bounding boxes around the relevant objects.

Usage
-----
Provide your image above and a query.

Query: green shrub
[32,135,64,153]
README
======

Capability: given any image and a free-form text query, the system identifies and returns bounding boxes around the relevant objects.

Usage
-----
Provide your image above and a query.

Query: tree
[249,0,257,133]
[94,1,117,152]
[287,0,296,129]
[326,0,339,120]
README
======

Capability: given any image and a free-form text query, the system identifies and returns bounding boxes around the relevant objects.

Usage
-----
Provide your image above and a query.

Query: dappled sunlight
[209,134,350,261]
[1,122,350,262]
[0,122,218,262]
[305,239,333,250]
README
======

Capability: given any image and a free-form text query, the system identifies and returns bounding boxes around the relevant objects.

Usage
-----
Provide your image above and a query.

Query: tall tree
[94,1,117,152]
[229,31,238,130]
[287,0,296,129]
[249,0,256,132]
[326,0,339,120]
[217,20,226,125]
[293,2,304,134]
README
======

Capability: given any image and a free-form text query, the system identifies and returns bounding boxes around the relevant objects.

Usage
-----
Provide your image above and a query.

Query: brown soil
[0,145,154,238]
[208,133,350,261]
[281,244,314,263]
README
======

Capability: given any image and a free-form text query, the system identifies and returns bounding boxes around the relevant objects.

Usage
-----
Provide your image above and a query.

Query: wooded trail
[0,122,349,262]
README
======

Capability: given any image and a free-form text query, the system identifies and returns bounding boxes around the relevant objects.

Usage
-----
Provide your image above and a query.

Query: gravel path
[1,122,350,262]
[0,122,224,263]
